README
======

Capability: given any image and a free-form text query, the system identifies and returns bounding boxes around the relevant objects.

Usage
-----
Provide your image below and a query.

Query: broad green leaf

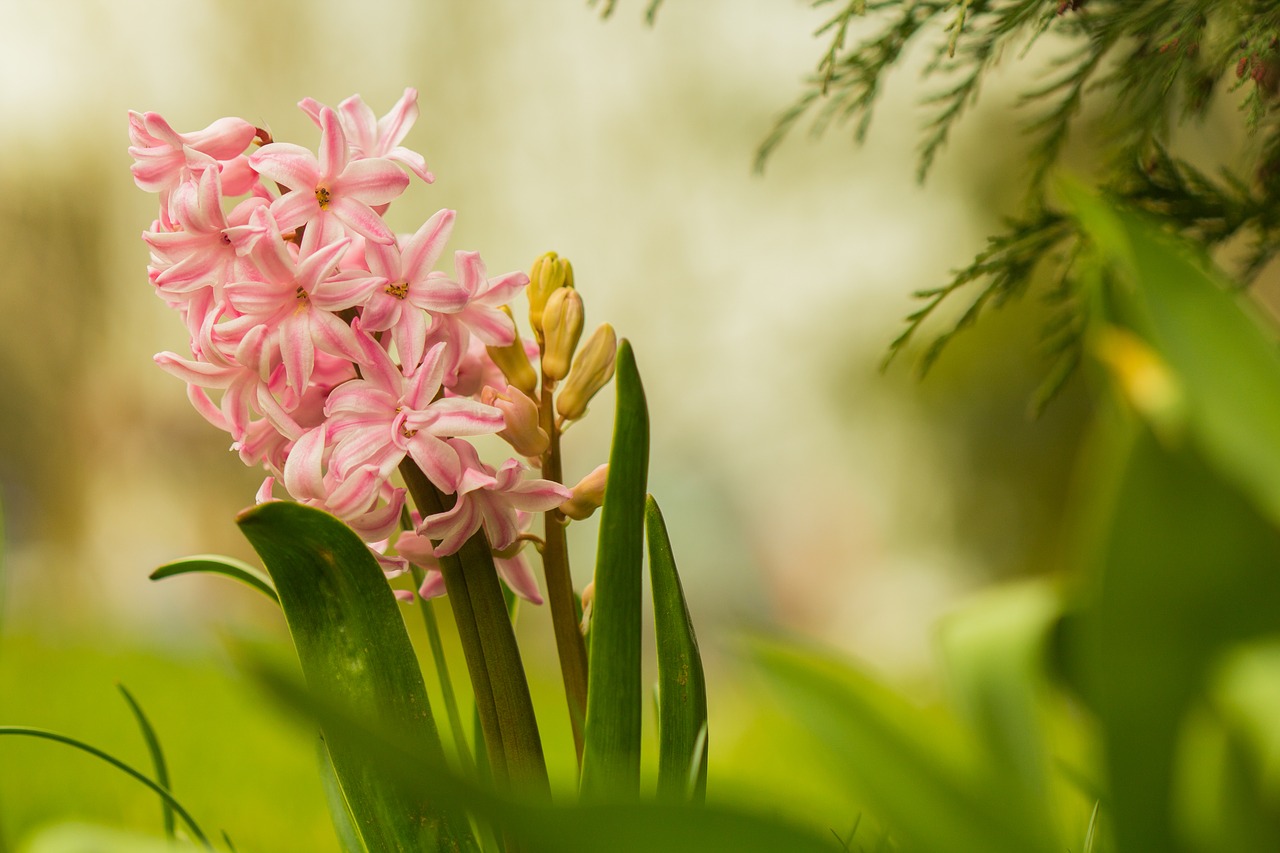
[646,495,707,803]
[150,555,279,604]
[581,339,649,800]
[0,727,211,849]
[753,639,1059,853]
[250,659,835,853]
[937,580,1059,797]
[1064,421,1280,853]
[1062,181,1280,527]
[116,684,175,841]
[236,501,475,852]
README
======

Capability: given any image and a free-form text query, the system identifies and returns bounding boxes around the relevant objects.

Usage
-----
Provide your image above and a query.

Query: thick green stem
[400,459,550,798]
[409,563,476,778]
[539,381,590,765]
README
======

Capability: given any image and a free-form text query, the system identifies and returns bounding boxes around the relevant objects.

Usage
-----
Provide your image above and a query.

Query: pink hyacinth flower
[361,208,468,371]
[299,89,434,183]
[128,110,256,200]
[324,334,506,493]
[250,107,409,245]
[418,440,570,557]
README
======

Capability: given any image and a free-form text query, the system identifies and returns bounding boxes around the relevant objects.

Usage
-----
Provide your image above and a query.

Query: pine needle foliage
[755,1,1280,406]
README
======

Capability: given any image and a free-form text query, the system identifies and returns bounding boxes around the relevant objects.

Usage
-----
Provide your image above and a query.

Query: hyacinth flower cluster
[130,90,617,607]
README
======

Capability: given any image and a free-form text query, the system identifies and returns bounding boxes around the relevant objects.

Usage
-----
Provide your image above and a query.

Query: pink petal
[283,425,328,501]
[376,89,419,151]
[496,552,544,605]
[401,209,455,281]
[328,196,395,245]
[249,142,320,192]
[331,158,410,206]
[317,107,348,182]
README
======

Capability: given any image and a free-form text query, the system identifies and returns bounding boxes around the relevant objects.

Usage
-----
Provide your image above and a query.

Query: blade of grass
[150,556,279,604]
[116,684,174,841]
[581,340,649,800]
[646,495,707,803]
[0,727,211,850]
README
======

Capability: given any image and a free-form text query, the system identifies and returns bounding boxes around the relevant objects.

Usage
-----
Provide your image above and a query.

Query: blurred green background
[0,1,1126,849]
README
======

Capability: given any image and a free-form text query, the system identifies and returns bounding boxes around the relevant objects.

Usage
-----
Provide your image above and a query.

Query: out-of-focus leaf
[0,728,211,849]
[116,684,175,841]
[581,340,649,800]
[1063,180,1280,526]
[249,658,835,853]
[150,555,279,604]
[646,495,707,803]
[236,501,475,852]
[19,824,201,853]
[1215,641,1280,801]
[938,581,1060,796]
[1064,421,1280,853]
[752,639,1059,853]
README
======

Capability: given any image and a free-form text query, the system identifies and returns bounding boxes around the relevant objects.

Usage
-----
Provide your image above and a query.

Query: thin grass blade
[116,684,175,841]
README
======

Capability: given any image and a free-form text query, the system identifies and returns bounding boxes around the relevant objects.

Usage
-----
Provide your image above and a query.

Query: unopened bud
[540,287,584,381]
[579,580,594,636]
[560,463,608,520]
[556,323,617,421]
[481,384,549,457]
[487,307,538,396]
[528,251,574,336]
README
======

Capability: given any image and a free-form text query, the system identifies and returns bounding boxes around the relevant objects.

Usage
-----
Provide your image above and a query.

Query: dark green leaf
[646,495,707,803]
[150,555,279,604]
[581,339,649,800]
[236,501,475,852]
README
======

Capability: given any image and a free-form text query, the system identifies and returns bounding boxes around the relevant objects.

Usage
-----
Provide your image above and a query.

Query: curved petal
[331,158,410,206]
[249,142,320,191]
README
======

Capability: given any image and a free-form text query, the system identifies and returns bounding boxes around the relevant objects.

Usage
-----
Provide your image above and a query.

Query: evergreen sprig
[757,1,1280,401]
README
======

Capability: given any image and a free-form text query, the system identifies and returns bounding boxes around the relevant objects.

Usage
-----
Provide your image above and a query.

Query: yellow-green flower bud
[487,307,538,396]
[556,323,617,421]
[540,287,584,381]
[561,463,608,520]
[528,251,574,337]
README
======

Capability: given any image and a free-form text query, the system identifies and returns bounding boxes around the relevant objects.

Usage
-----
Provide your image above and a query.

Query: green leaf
[316,734,365,853]
[116,684,175,841]
[645,495,707,803]
[0,727,211,849]
[1064,422,1280,852]
[249,658,836,853]
[752,639,1059,853]
[149,555,279,604]
[235,501,475,852]
[1062,181,1280,527]
[581,339,649,800]
[937,581,1060,796]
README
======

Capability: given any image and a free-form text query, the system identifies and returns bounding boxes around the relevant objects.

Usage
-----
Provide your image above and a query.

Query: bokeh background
[0,1,1098,849]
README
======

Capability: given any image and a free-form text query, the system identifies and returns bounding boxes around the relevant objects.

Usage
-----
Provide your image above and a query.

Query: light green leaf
[150,555,279,604]
[249,659,835,853]
[646,495,707,803]
[581,339,649,800]
[19,824,201,853]
[937,580,1060,796]
[752,639,1059,853]
[236,501,475,852]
